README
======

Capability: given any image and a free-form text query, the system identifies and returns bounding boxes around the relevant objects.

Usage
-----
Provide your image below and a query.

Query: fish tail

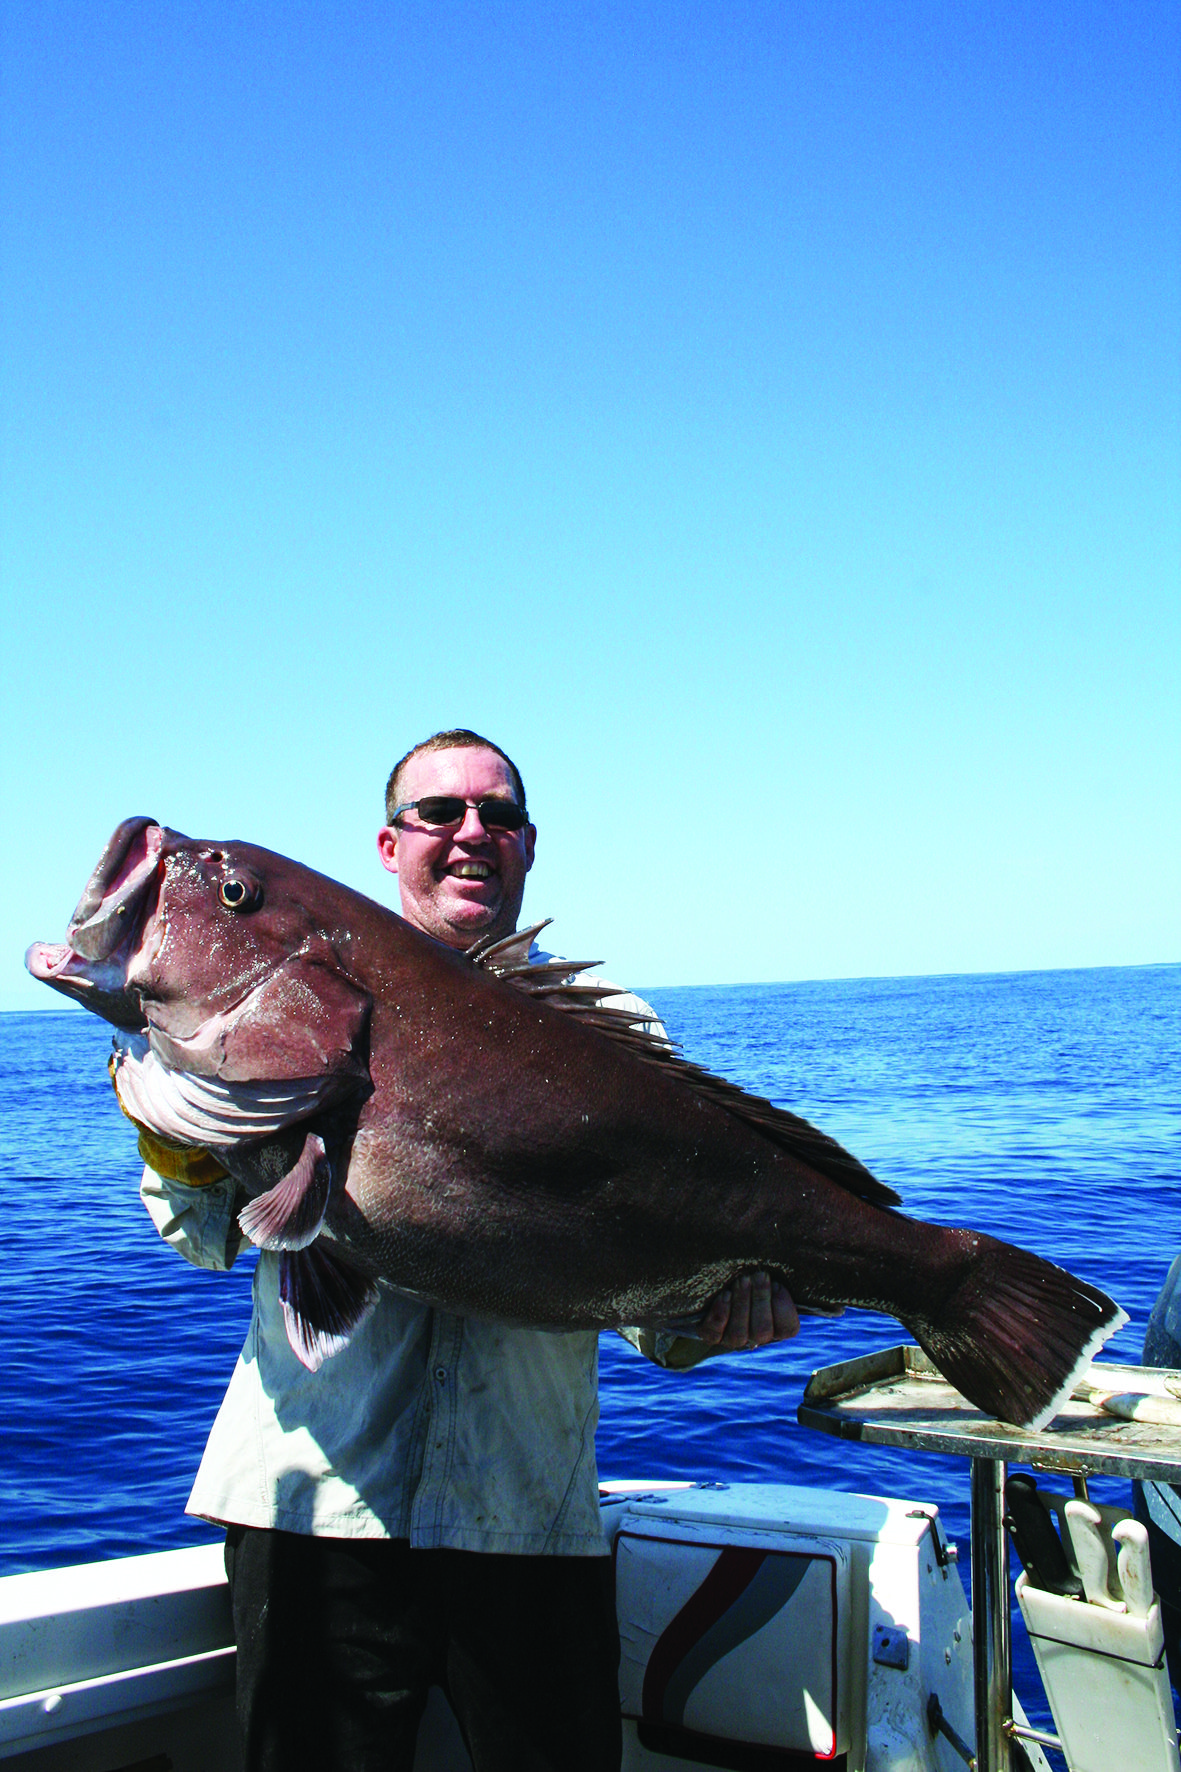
[906,1234,1128,1429]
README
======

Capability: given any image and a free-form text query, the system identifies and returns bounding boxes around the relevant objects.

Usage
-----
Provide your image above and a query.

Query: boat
[0,1475,988,1772]
[4,1347,1179,1772]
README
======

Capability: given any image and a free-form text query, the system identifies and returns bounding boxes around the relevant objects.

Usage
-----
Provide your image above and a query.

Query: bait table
[799,1347,1181,1772]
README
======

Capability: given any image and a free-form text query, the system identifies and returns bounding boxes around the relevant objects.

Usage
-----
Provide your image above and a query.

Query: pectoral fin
[278,1243,380,1371]
[238,1131,333,1251]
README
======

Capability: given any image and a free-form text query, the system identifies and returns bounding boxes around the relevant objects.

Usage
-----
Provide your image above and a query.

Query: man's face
[377,745,536,950]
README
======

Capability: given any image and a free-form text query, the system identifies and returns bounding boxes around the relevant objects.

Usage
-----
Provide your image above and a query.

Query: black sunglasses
[391,796,530,833]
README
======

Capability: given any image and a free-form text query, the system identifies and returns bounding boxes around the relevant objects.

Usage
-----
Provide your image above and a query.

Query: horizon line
[7,952,1178,1016]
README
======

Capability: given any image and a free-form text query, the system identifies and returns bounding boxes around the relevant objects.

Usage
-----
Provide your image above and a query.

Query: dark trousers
[224,1527,623,1772]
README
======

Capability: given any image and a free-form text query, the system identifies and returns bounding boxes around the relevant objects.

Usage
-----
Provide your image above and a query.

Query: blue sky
[3,0,1178,1010]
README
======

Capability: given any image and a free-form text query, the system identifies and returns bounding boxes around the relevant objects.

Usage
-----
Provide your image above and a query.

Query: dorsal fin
[468,922,900,1207]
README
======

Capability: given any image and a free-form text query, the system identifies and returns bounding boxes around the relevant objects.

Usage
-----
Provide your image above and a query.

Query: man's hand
[696,1271,800,1351]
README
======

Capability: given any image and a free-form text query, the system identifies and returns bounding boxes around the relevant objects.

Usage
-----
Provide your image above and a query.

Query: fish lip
[24,939,82,983]
[67,818,167,963]
[23,937,151,1029]
[70,817,158,924]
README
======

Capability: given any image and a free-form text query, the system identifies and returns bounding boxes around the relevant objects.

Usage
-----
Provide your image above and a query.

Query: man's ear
[377,827,400,876]
[523,823,537,872]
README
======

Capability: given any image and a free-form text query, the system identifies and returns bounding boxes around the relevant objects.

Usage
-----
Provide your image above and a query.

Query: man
[141,728,797,1772]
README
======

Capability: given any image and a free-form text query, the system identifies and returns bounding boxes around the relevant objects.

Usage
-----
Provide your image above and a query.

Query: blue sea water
[1,962,1178,1731]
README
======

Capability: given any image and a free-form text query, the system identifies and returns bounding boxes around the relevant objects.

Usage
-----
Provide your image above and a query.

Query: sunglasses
[391,796,530,833]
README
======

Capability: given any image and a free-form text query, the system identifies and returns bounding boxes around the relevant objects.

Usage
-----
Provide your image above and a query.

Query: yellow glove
[108,1052,228,1186]
[133,1126,228,1186]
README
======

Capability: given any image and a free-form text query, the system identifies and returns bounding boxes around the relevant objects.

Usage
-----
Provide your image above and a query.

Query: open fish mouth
[26,817,166,1010]
[69,817,166,957]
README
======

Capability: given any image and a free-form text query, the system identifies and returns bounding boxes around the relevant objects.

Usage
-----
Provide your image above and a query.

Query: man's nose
[454,805,491,841]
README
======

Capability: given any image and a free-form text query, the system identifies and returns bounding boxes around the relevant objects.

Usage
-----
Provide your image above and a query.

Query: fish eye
[219,876,260,911]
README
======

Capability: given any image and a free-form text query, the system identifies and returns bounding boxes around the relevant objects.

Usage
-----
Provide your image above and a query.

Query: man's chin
[442,881,500,913]
[438,889,506,939]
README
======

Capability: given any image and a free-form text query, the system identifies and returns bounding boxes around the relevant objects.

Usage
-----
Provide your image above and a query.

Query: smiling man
[144,727,796,1772]
[376,732,536,949]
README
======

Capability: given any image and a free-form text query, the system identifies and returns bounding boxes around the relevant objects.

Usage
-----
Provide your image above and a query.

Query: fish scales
[27,816,1127,1426]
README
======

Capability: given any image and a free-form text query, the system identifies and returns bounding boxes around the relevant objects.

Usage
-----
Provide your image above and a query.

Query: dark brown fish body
[346,935,955,1329]
[27,816,1125,1427]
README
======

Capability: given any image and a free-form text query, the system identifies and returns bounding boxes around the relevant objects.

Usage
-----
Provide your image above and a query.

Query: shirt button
[434,1367,447,1384]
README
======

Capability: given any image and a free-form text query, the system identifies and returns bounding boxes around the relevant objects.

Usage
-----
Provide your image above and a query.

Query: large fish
[27,816,1125,1427]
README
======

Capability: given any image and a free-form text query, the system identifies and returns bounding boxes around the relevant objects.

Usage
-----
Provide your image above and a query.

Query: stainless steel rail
[970,1459,1011,1772]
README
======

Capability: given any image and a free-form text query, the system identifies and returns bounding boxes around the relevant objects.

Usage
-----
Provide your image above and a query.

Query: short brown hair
[385,729,528,824]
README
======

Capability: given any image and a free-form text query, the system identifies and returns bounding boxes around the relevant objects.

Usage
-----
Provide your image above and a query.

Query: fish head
[27,818,371,1086]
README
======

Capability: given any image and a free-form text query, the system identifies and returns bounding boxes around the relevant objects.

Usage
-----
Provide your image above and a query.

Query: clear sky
[3,0,1178,1011]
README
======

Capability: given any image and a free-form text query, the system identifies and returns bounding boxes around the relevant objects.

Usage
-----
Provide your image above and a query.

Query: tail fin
[907,1238,1128,1429]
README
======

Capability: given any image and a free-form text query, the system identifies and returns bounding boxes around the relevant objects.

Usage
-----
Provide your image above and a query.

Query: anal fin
[238,1131,332,1251]
[279,1243,380,1371]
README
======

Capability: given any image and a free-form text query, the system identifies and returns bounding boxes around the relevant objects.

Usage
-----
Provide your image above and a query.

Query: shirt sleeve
[140,1166,246,1272]
[588,986,671,1050]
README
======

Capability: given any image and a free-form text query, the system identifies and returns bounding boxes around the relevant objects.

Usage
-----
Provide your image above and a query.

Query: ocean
[2,961,1178,1731]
